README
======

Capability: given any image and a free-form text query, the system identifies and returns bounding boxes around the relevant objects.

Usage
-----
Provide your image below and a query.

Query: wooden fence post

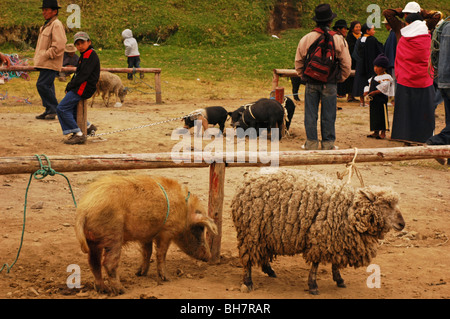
[207,162,226,263]
[275,87,284,104]
[155,72,162,104]
[76,99,87,136]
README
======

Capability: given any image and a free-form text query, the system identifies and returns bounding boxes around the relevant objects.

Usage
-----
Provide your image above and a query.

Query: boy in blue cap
[56,31,100,144]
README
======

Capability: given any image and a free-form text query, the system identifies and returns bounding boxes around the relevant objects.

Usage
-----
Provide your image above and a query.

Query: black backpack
[303,28,337,83]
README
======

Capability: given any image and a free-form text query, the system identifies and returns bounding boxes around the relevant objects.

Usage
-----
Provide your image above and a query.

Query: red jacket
[65,46,100,99]
[395,21,433,88]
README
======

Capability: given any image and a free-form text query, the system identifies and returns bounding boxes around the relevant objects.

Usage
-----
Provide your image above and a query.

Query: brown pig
[75,175,218,295]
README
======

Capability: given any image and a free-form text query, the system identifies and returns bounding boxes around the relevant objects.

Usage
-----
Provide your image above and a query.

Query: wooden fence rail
[0,65,162,104]
[1,146,449,175]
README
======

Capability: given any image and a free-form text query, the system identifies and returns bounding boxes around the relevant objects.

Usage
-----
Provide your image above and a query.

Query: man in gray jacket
[426,21,450,164]
[295,3,351,150]
[34,0,67,120]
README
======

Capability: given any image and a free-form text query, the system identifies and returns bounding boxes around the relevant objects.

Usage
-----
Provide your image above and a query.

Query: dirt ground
[0,93,449,302]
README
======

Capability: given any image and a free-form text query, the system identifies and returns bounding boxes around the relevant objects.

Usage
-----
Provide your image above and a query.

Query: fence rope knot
[337,148,365,187]
[0,154,77,274]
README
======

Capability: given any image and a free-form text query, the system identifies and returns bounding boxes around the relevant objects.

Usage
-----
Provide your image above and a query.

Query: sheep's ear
[359,189,376,202]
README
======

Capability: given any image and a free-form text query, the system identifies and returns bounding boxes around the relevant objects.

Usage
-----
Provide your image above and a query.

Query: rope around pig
[0,155,77,274]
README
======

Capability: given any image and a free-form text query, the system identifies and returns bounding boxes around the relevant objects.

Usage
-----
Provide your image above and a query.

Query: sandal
[367,134,379,138]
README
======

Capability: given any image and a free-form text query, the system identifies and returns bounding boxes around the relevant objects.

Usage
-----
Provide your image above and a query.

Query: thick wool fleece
[231,169,401,270]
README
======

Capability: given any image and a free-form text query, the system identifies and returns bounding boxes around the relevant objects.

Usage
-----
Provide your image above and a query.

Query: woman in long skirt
[391,14,435,143]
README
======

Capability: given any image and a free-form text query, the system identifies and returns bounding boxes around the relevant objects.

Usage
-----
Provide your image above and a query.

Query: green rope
[0,154,77,274]
[156,182,170,225]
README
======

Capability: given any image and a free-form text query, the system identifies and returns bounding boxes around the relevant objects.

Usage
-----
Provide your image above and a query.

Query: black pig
[228,98,285,139]
[184,106,228,135]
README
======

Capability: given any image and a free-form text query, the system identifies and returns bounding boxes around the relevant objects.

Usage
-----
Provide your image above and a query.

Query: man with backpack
[295,3,351,150]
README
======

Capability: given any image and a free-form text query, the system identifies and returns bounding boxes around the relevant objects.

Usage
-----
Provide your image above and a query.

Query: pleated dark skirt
[391,83,435,143]
[370,98,389,131]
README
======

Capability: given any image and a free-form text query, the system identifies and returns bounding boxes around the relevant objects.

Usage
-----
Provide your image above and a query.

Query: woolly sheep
[90,71,128,108]
[231,169,405,295]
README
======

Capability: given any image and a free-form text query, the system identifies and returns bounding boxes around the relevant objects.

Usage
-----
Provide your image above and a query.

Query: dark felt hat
[333,19,349,30]
[373,54,390,69]
[312,4,337,22]
[40,0,61,9]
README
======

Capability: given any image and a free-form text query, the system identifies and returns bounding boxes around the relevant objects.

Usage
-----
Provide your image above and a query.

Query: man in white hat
[383,1,442,42]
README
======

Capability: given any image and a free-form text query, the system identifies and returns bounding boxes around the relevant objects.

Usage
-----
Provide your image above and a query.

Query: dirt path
[0,97,449,301]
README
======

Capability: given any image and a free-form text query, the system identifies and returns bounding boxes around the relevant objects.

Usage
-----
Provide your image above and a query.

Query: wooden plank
[76,100,87,136]
[207,162,226,263]
[1,146,449,175]
[0,66,162,104]
[0,66,161,74]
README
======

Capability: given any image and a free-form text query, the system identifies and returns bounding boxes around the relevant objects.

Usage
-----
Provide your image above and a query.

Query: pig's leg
[136,241,153,276]
[155,236,171,283]
[103,244,125,295]
[87,242,109,293]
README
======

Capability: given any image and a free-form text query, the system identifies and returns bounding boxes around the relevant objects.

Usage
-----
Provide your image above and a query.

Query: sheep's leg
[261,262,277,278]
[308,262,319,295]
[136,241,153,276]
[90,92,97,107]
[106,92,112,107]
[243,265,253,291]
[332,264,346,288]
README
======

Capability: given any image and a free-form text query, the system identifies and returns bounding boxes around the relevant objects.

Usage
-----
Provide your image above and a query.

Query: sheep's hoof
[336,280,346,288]
[240,284,252,293]
[309,288,319,295]
[262,264,277,278]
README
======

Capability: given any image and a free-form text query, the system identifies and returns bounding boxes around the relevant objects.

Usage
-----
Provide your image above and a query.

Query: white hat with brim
[402,1,421,13]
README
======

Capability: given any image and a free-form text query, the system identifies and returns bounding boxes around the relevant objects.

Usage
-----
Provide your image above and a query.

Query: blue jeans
[304,83,337,149]
[427,88,450,145]
[57,91,90,135]
[36,69,59,114]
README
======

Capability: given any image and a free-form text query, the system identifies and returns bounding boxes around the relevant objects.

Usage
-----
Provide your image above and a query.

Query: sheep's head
[119,87,129,103]
[349,186,405,238]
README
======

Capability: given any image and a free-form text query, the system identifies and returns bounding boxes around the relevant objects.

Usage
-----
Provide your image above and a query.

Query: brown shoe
[64,134,87,145]
[45,113,56,120]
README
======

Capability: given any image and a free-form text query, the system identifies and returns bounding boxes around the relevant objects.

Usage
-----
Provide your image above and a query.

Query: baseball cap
[402,1,421,13]
[73,31,90,44]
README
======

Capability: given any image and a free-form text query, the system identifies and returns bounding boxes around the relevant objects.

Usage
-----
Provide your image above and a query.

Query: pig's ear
[193,211,218,235]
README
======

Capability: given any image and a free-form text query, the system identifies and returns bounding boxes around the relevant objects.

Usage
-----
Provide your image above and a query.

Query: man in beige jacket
[34,0,67,120]
[295,4,351,150]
